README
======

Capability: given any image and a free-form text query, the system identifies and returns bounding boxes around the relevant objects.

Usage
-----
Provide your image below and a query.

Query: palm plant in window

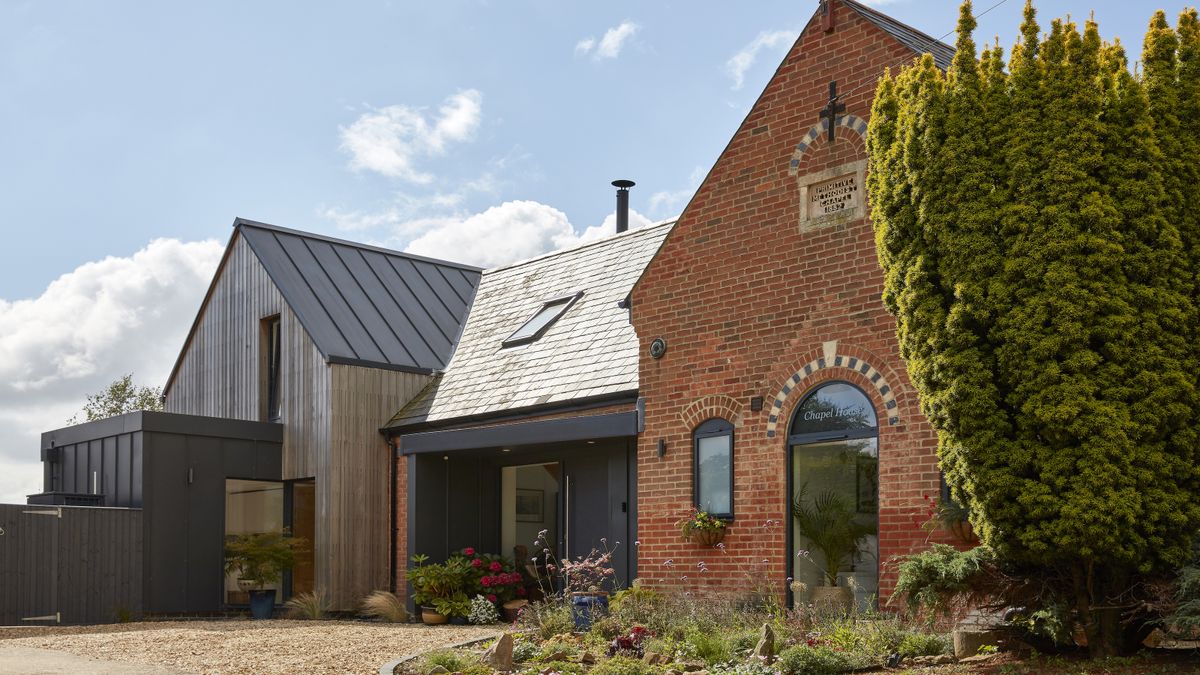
[792,483,875,612]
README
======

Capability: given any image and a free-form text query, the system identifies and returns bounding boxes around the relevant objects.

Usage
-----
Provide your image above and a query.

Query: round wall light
[649,337,667,359]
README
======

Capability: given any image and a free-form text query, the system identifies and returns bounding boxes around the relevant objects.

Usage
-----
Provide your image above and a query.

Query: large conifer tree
[867,1,1200,656]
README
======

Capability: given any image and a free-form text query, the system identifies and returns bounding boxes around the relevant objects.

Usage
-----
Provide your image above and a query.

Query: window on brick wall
[694,418,734,519]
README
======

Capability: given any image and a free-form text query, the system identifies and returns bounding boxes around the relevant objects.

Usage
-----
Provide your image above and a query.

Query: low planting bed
[396,585,959,675]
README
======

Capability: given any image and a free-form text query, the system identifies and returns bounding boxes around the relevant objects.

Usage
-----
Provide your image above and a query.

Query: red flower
[489,561,503,572]
[472,558,483,568]
[481,576,492,587]
[487,594,497,603]
[516,587,527,596]
[463,547,476,556]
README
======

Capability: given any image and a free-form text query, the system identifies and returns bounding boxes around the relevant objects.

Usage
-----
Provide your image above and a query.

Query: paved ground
[0,621,499,675]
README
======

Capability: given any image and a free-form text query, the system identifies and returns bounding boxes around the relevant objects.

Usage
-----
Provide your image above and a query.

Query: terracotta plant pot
[688,527,726,546]
[810,585,854,614]
[502,599,528,622]
[945,519,977,545]
[421,607,448,625]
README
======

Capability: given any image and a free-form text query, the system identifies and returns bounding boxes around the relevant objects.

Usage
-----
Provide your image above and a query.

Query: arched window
[694,418,734,519]
[788,382,879,609]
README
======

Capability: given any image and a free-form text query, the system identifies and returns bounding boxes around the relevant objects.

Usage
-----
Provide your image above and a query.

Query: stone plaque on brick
[797,159,867,233]
[808,174,859,219]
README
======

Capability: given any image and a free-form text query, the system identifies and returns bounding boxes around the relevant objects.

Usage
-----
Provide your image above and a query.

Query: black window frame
[501,291,583,348]
[693,417,735,520]
[263,316,282,423]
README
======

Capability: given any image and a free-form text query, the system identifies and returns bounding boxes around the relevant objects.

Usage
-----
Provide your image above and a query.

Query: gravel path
[0,621,501,675]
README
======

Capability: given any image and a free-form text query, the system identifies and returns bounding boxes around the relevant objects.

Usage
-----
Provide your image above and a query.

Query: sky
[0,0,1190,502]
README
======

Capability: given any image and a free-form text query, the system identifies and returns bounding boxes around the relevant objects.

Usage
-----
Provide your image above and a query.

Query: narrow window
[502,292,583,347]
[263,316,281,422]
[694,418,734,518]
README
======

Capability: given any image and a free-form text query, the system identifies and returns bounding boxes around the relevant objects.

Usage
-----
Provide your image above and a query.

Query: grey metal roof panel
[236,218,481,373]
[841,0,955,71]
[387,220,675,428]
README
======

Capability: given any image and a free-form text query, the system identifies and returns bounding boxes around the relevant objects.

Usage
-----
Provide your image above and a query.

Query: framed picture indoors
[516,488,544,523]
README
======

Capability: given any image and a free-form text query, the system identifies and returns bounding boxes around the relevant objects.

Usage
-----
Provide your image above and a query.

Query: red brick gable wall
[630,1,955,602]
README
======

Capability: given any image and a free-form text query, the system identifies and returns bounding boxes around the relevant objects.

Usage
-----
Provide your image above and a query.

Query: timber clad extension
[163,218,480,610]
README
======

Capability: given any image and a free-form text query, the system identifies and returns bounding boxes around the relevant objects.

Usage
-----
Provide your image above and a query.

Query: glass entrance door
[788,382,879,609]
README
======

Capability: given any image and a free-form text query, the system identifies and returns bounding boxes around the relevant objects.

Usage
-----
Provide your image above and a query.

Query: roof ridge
[232,217,484,273]
[839,0,954,53]
[482,217,677,276]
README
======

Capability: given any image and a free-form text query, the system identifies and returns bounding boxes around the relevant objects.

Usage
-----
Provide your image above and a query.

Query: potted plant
[562,545,617,631]
[434,593,472,624]
[676,509,727,546]
[223,530,307,620]
[922,494,976,544]
[792,485,875,613]
[409,554,467,624]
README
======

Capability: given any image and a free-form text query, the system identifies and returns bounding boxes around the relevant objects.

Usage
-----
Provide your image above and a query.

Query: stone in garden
[952,629,1003,659]
[958,652,998,664]
[752,623,775,663]
[579,652,597,664]
[1144,628,1166,648]
[643,651,664,665]
[546,651,567,662]
[683,662,706,672]
[482,633,514,671]
[666,669,683,675]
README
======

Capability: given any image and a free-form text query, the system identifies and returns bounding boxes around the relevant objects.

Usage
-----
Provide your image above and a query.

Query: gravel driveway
[0,621,500,675]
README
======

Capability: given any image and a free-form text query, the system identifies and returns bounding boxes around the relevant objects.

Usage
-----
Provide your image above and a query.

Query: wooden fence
[0,504,142,625]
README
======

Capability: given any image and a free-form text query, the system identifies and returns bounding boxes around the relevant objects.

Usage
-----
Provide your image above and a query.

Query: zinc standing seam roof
[236,219,482,374]
[386,220,674,428]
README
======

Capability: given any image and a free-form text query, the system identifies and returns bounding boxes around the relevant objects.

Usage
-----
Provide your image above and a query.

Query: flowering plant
[447,547,526,605]
[561,546,616,593]
[608,625,653,657]
[676,509,727,540]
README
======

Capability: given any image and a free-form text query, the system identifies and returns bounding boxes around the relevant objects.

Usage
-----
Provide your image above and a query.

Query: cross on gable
[819,81,846,143]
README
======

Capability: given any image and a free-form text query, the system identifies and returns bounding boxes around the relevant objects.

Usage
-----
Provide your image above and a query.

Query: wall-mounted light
[656,439,667,458]
[501,448,512,453]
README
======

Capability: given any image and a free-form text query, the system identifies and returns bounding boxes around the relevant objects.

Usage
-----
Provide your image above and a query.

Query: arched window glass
[788,382,879,611]
[790,381,877,438]
[694,418,734,518]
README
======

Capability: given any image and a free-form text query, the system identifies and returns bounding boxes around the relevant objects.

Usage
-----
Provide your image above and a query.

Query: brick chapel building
[629,0,958,604]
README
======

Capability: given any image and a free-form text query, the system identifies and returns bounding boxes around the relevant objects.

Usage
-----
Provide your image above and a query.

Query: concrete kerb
[379,631,505,675]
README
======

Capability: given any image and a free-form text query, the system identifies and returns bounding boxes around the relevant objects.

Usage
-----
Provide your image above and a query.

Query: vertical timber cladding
[0,505,143,625]
[164,235,324,479]
[629,0,945,601]
[326,364,429,608]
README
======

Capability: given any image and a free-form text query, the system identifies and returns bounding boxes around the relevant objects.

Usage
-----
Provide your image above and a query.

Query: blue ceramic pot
[248,589,276,620]
[570,593,609,631]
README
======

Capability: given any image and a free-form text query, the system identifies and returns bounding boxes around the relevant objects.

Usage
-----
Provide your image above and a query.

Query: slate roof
[386,220,674,429]
[842,0,955,71]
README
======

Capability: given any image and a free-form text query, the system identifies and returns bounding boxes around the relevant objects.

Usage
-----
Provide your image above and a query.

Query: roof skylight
[502,292,582,347]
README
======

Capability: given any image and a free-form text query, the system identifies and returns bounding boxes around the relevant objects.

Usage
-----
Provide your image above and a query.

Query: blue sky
[0,0,1190,501]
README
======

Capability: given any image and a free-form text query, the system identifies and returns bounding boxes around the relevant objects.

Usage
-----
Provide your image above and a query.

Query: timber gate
[0,504,142,625]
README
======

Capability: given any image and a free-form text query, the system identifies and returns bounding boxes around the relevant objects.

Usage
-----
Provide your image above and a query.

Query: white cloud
[725,30,794,90]
[575,21,639,60]
[403,200,653,268]
[648,165,707,217]
[339,89,483,183]
[0,238,223,503]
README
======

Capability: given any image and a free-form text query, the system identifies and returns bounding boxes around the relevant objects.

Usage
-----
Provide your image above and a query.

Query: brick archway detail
[787,115,869,176]
[765,342,900,439]
[680,394,744,430]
